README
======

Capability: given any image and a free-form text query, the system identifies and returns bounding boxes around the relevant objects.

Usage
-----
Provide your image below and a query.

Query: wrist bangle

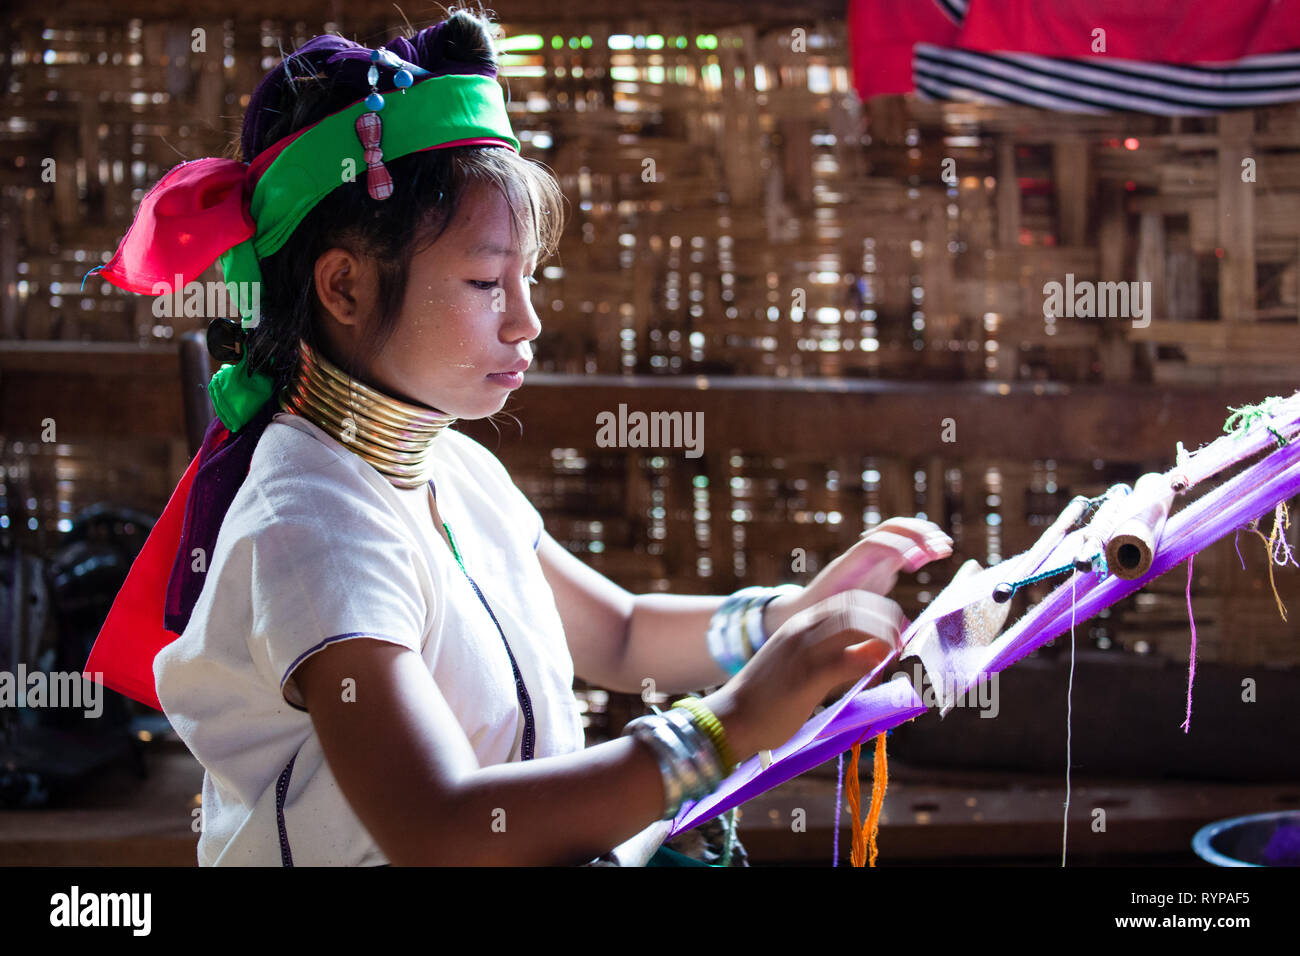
[739,594,767,658]
[707,585,787,676]
[659,706,725,791]
[623,715,699,820]
[706,612,744,677]
[671,696,738,770]
[751,584,802,653]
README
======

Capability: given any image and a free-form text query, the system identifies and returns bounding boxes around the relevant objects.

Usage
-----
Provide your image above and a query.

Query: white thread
[1062,569,1077,868]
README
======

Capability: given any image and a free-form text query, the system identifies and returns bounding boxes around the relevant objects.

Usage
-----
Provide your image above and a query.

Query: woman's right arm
[294,637,669,866]
[292,588,906,866]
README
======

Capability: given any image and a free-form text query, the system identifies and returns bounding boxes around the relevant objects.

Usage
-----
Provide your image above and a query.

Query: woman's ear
[314,248,377,329]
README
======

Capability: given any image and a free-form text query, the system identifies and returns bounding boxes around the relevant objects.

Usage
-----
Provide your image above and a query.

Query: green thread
[1002,559,1077,598]
[719,807,738,867]
[1223,396,1285,439]
[442,520,465,574]
[1000,490,1118,599]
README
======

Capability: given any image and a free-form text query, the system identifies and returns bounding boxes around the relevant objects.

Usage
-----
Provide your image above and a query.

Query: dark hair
[237,9,565,401]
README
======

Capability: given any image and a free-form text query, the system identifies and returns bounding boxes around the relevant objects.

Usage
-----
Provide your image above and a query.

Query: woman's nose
[499,286,541,343]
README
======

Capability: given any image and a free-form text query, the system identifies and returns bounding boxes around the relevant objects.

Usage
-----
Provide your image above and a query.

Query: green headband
[211,73,520,433]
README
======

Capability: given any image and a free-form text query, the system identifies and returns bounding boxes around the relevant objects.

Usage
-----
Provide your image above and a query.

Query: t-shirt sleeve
[246,485,428,711]
[530,495,545,549]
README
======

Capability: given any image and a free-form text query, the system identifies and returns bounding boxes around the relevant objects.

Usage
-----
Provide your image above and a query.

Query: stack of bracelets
[622,584,801,820]
[705,584,802,677]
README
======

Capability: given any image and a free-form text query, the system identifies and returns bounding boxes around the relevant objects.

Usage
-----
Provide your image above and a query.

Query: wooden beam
[1129,320,1300,350]
[459,375,1267,463]
[1136,210,1166,322]
[2,344,1277,462]
[0,341,183,440]
[1052,135,1089,246]
[1217,111,1256,322]
[996,135,1020,249]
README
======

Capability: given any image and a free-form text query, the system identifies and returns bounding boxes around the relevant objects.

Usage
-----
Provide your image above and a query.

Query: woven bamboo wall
[2,3,1297,718]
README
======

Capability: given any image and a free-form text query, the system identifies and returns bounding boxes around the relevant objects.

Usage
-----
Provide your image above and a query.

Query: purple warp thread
[832,751,844,868]
[671,401,1300,837]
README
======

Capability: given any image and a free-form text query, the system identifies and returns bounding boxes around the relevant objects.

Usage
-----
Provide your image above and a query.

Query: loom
[669,390,1300,837]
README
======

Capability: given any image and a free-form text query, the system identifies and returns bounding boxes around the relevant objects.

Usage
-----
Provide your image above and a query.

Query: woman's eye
[468,277,537,291]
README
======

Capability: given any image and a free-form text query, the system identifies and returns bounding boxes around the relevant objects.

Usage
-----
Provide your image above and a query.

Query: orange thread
[865,732,888,867]
[845,742,866,867]
[843,734,889,867]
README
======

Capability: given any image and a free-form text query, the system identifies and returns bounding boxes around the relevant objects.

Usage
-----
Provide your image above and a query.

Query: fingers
[856,529,952,576]
[825,637,897,698]
[860,517,952,551]
[792,589,905,655]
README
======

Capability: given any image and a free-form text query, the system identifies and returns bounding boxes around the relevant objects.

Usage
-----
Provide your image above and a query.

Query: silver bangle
[623,717,688,819]
[623,715,702,820]
[749,584,802,654]
[659,706,726,792]
[738,594,768,658]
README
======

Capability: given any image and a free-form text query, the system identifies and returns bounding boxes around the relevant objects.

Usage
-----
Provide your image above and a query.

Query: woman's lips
[486,370,524,388]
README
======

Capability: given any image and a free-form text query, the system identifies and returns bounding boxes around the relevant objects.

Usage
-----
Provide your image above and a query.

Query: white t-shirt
[154,411,587,866]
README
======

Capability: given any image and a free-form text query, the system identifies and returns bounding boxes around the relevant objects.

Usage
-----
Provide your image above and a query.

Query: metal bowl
[1192,810,1300,867]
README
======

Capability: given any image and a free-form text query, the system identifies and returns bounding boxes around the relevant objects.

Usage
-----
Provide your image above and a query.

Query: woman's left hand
[763,517,954,637]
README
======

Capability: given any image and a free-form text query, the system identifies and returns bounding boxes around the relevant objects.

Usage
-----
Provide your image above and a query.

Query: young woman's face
[320,182,542,420]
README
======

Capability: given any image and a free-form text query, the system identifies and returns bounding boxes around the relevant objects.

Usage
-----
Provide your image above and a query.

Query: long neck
[278,338,457,489]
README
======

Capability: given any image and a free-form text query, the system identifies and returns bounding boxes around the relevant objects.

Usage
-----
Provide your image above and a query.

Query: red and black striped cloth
[849,0,1300,113]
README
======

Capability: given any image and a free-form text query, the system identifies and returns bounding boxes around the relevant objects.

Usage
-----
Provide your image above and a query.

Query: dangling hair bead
[355,112,393,200]
[357,49,393,199]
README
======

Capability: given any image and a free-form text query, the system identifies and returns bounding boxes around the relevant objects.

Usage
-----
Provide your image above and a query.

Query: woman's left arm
[536,516,952,697]
[536,530,740,695]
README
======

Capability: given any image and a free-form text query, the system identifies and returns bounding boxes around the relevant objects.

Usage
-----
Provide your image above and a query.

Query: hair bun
[413,10,499,76]
[239,10,502,161]
[206,317,248,365]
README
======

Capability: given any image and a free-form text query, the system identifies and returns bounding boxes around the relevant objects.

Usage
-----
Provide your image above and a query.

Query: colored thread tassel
[1223,397,1285,438]
[843,733,889,867]
[832,751,844,868]
[1247,501,1296,622]
[1063,570,1078,867]
[845,742,865,867]
[865,732,888,867]
[1270,501,1298,568]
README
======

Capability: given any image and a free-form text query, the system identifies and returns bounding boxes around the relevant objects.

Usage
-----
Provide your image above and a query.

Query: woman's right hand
[699,589,907,762]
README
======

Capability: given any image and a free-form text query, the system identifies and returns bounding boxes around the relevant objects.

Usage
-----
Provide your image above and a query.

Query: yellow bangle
[671,696,737,770]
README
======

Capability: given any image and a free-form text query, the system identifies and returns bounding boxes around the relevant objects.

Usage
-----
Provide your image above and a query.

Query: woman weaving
[86,10,953,865]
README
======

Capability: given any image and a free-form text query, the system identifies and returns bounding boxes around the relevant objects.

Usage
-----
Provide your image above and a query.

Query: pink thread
[1062,570,1077,867]
[1181,554,1197,734]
